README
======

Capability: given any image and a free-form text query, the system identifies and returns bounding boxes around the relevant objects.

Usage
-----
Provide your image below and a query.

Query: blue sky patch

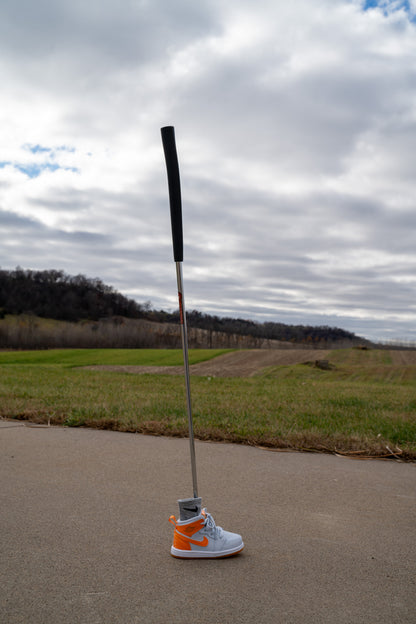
[0,144,79,178]
[0,161,79,178]
[23,143,75,155]
[16,163,60,177]
[23,144,52,154]
[362,1,415,21]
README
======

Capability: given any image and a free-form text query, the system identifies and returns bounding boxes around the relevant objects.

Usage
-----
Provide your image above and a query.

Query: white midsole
[171,543,244,559]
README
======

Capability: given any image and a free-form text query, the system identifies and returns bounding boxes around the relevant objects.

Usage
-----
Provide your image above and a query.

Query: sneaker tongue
[178,497,202,521]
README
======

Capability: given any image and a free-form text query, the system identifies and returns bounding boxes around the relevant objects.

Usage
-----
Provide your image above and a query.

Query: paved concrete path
[1,421,415,623]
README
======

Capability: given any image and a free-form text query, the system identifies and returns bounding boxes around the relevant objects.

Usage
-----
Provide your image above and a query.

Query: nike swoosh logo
[183,506,198,513]
[175,530,209,547]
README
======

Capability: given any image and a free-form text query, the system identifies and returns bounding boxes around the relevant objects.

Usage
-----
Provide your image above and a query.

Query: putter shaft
[176,261,198,499]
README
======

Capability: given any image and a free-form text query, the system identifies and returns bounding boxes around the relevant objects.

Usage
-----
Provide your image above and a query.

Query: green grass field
[0,348,229,366]
[0,348,415,460]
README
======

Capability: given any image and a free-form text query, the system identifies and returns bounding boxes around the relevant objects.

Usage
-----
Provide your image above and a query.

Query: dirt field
[389,350,416,365]
[86,349,331,377]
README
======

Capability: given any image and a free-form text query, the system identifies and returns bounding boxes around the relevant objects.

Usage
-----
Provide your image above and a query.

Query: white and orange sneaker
[169,508,244,558]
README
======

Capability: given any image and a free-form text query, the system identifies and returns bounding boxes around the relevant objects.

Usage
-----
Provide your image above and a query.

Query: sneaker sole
[170,543,244,559]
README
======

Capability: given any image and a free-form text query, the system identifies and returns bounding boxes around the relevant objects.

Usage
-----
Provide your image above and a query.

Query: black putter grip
[161,126,183,262]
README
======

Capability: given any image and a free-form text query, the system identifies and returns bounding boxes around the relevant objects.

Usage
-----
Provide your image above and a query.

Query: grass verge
[0,348,415,460]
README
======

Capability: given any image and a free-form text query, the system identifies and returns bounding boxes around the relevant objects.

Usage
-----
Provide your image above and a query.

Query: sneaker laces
[202,509,224,539]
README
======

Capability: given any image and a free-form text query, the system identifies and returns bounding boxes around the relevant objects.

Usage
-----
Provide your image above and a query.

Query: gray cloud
[0,0,220,67]
[0,0,415,342]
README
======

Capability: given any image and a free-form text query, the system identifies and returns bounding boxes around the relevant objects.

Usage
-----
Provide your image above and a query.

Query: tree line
[0,268,363,346]
[154,309,359,345]
[0,267,146,321]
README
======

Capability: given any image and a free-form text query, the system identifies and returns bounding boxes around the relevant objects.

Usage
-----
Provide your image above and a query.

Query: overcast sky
[1,0,415,343]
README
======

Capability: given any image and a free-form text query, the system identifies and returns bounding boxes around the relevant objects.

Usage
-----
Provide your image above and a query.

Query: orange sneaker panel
[179,519,205,536]
[170,516,206,551]
[172,531,192,550]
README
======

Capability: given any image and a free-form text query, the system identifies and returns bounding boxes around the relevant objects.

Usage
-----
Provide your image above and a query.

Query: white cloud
[0,0,415,342]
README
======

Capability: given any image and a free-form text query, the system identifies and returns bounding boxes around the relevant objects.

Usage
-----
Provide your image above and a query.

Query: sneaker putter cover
[169,503,244,559]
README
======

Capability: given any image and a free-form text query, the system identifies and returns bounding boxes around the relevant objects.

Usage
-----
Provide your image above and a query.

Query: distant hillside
[0,268,145,321]
[0,268,365,347]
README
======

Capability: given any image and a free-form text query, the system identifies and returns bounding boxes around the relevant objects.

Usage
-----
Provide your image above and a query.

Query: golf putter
[161,127,244,558]
[161,125,198,499]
